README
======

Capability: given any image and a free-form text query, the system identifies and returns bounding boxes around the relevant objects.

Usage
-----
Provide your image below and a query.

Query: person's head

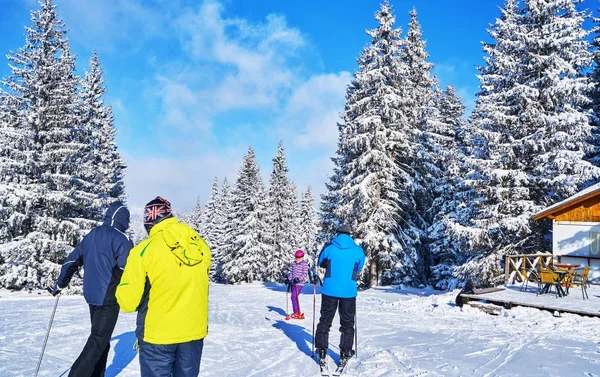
[336,225,351,236]
[143,196,173,233]
[104,201,130,231]
[294,249,305,260]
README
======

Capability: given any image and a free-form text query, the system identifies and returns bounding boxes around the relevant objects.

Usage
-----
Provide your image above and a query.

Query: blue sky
[0,0,595,213]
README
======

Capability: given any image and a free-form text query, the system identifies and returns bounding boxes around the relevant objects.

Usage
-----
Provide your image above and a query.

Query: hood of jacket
[151,218,207,266]
[331,233,357,250]
[103,202,130,232]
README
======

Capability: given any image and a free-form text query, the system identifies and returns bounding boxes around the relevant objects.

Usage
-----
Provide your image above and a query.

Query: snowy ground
[2,283,600,377]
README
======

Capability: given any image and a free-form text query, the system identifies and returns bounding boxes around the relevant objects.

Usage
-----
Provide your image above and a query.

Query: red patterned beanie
[143,196,173,232]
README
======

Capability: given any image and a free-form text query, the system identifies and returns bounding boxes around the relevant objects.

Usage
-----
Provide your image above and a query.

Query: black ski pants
[315,294,356,351]
[69,304,120,377]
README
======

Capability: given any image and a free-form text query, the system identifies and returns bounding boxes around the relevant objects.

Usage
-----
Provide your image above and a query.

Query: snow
[2,283,600,376]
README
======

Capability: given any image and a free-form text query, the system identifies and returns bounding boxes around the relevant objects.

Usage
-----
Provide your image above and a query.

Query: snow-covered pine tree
[443,0,525,285]
[222,148,270,283]
[318,124,347,248]
[213,178,233,282]
[401,8,440,282]
[199,177,220,250]
[587,6,600,167]
[287,179,301,252]
[425,85,471,289]
[264,141,296,282]
[404,8,435,130]
[452,0,600,285]
[334,1,425,286]
[0,0,96,289]
[79,51,127,220]
[298,186,319,283]
[187,196,203,233]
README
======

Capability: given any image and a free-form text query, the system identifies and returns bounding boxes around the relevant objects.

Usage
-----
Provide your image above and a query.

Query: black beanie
[337,225,351,235]
[143,196,173,232]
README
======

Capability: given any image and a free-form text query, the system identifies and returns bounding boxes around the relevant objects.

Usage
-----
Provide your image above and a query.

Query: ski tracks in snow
[474,336,538,377]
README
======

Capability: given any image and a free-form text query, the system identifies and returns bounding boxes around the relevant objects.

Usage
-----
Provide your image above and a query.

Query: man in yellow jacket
[116,196,211,377]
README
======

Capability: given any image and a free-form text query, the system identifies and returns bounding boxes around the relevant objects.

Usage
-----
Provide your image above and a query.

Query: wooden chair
[520,268,539,292]
[569,267,590,300]
[537,268,560,298]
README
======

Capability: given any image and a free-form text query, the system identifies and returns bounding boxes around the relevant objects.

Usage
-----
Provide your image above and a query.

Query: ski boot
[340,349,355,360]
[317,348,327,370]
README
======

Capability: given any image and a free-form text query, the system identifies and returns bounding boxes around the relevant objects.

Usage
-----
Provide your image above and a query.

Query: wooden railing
[504,253,554,285]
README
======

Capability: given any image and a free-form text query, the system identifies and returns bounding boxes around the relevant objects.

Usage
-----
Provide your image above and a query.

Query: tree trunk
[369,255,378,287]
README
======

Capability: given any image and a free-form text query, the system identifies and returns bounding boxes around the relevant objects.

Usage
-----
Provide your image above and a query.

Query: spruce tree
[264,141,296,282]
[425,85,470,289]
[222,148,270,283]
[214,178,233,282]
[452,0,600,284]
[188,196,203,233]
[333,1,425,286]
[298,186,319,282]
[318,125,347,247]
[587,5,600,167]
[200,177,220,250]
[0,0,94,289]
[79,51,127,220]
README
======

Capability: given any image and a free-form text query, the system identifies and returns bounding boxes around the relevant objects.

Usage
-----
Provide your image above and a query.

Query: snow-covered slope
[1,283,599,376]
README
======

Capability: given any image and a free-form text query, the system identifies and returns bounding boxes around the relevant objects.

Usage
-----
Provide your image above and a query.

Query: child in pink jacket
[286,249,309,319]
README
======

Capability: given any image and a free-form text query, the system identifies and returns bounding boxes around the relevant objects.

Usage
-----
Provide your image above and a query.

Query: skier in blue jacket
[53,202,133,377]
[315,224,365,365]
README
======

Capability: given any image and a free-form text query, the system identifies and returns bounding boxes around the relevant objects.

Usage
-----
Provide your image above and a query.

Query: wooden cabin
[534,182,600,284]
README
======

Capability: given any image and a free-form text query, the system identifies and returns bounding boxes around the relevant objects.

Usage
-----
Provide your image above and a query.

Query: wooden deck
[461,284,600,317]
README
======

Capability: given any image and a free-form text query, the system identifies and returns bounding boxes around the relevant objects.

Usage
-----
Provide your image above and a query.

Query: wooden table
[554,264,582,293]
[554,263,581,269]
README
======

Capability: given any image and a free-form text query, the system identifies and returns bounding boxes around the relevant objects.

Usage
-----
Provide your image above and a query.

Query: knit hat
[143,196,173,232]
[337,225,351,235]
[295,250,305,258]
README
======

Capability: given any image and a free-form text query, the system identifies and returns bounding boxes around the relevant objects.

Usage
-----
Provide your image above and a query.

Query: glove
[293,277,300,284]
[50,284,61,296]
[319,258,328,269]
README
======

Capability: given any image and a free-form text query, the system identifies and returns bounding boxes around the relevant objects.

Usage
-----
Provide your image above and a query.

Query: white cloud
[55,0,169,52]
[170,1,306,111]
[47,0,350,210]
[122,150,241,213]
[277,72,352,150]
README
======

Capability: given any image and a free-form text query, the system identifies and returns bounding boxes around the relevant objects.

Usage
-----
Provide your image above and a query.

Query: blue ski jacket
[318,234,365,298]
[56,202,133,306]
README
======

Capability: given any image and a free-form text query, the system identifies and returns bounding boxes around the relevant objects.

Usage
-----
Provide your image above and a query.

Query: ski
[264,316,287,321]
[332,357,350,376]
[265,315,304,321]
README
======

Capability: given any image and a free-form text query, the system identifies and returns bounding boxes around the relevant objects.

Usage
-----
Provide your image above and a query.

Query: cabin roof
[533,182,600,221]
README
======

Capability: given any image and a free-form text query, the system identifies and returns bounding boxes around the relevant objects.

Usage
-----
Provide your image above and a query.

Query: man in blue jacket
[53,202,133,377]
[315,225,365,365]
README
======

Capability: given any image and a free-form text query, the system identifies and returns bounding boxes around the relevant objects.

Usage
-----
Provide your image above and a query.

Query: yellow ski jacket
[116,217,211,344]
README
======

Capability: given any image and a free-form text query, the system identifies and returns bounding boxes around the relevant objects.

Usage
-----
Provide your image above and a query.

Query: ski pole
[311,281,316,356]
[35,294,60,377]
[286,282,290,315]
[354,311,358,359]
